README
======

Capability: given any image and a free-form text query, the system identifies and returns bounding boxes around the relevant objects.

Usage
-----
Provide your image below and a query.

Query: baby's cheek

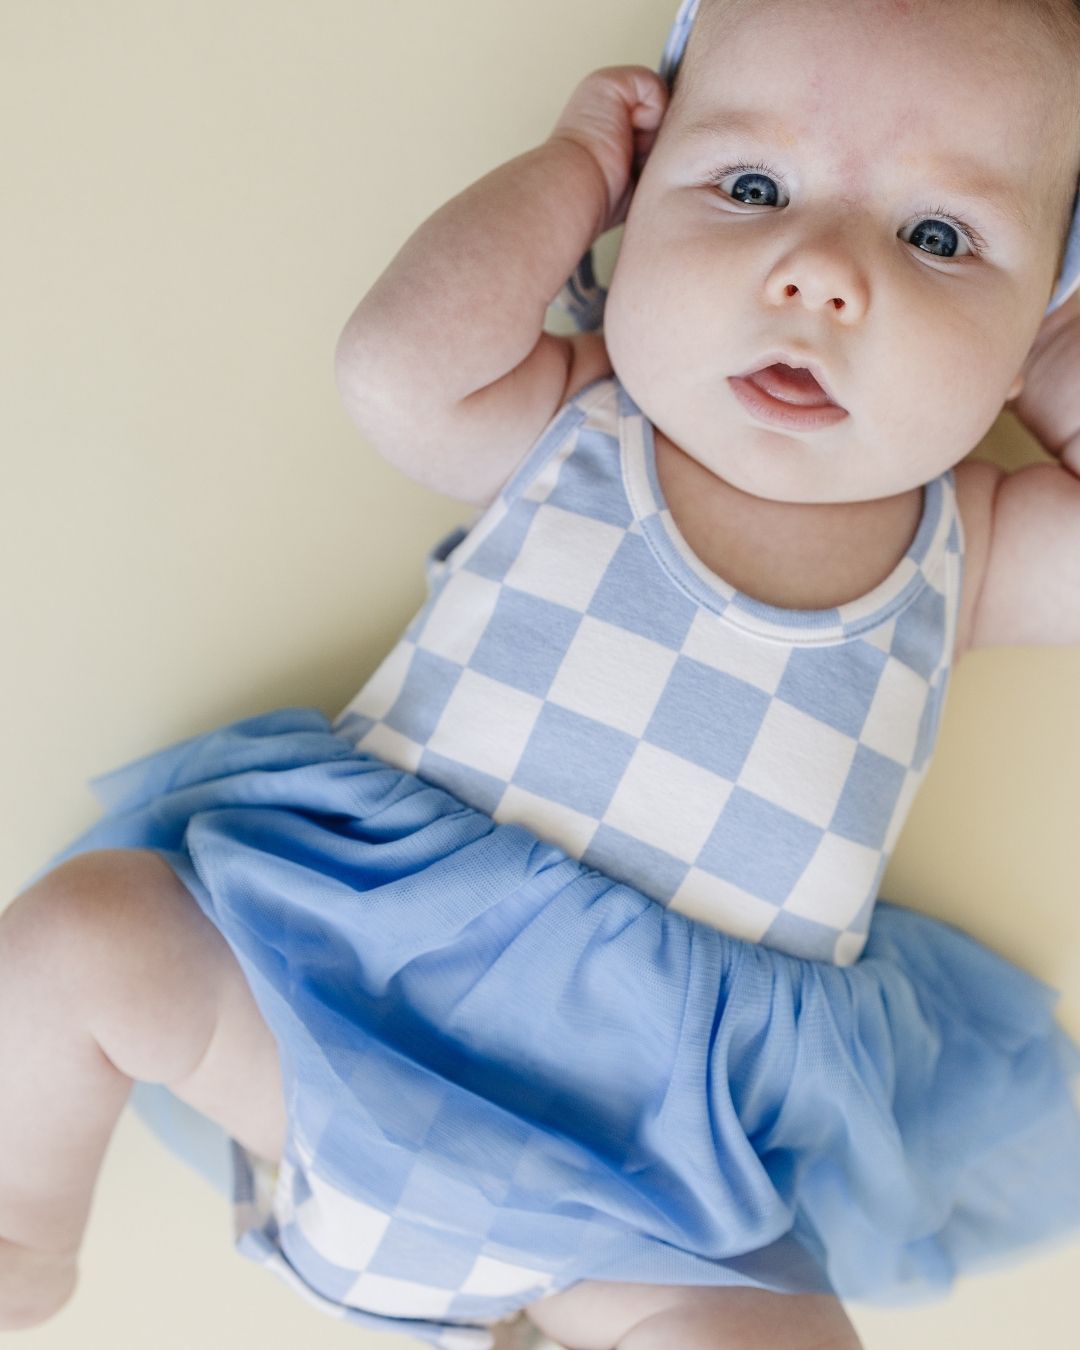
[605,245,668,347]
[597,264,637,366]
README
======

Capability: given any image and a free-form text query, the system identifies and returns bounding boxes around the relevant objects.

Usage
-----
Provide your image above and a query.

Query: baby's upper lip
[735,351,844,410]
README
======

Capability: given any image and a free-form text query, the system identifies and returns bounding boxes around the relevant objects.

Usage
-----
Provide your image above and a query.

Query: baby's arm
[334,67,666,505]
[966,292,1080,649]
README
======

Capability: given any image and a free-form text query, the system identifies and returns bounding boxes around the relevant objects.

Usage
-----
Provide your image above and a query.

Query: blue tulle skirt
[33,707,1080,1349]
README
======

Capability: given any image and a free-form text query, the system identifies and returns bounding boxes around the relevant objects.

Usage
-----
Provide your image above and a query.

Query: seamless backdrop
[2,3,1078,1347]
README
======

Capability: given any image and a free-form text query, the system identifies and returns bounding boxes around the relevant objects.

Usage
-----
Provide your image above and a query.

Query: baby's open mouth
[745,363,838,408]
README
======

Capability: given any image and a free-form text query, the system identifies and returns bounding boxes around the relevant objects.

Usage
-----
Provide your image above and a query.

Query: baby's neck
[653,430,925,612]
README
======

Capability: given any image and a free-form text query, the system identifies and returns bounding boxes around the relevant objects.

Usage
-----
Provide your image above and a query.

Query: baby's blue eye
[729,167,780,207]
[710,161,983,259]
[906,217,965,259]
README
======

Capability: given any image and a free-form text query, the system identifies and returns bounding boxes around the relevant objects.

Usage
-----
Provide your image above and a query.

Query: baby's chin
[655,402,948,507]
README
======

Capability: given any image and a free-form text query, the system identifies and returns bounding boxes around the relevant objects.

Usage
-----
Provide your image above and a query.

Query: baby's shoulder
[462,331,614,508]
[950,457,1003,661]
[560,330,614,405]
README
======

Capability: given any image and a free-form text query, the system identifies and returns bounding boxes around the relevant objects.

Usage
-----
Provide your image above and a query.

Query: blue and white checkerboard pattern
[227,1140,541,1349]
[333,375,963,967]
[125,1083,558,1349]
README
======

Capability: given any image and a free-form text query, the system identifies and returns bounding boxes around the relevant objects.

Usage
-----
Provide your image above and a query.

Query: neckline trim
[612,379,951,646]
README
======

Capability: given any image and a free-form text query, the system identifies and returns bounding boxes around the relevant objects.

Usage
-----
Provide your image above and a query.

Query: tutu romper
[26,2,1080,1342]
[32,370,1080,1350]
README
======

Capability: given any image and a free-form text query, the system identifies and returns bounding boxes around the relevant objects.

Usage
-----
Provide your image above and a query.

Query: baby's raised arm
[334,67,667,505]
[958,293,1080,651]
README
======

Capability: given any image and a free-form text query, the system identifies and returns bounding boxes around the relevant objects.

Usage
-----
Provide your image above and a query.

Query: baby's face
[604,0,1080,504]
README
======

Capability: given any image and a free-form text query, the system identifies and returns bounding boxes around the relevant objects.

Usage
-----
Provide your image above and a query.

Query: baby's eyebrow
[681,110,1034,232]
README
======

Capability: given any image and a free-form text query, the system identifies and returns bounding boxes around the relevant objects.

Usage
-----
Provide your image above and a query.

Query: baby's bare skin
[0,848,861,1347]
[0,848,286,1329]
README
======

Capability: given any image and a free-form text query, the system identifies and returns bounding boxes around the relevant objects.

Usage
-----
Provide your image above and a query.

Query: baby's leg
[525,1279,863,1350]
[0,848,286,1329]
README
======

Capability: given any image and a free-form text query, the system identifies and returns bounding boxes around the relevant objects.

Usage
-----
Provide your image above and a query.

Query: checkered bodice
[332,375,963,965]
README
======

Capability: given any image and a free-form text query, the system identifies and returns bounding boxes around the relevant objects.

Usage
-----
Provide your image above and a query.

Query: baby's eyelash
[702,159,783,197]
[706,161,988,257]
[708,159,779,189]
[919,202,987,256]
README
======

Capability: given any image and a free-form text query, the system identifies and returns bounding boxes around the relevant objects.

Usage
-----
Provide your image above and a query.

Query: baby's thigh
[23,847,287,1166]
[524,1279,863,1350]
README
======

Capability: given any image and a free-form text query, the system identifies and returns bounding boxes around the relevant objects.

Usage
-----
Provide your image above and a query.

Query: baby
[4,1,1080,1348]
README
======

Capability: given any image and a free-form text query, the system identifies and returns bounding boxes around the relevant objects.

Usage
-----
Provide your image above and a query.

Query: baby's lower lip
[728,369,849,430]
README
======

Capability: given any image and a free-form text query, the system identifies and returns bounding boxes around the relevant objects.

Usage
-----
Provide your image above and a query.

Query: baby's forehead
[674,0,1074,162]
[667,0,1080,271]
[681,0,1064,69]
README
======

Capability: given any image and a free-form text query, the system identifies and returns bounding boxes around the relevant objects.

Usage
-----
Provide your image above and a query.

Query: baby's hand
[548,66,669,237]
[1007,290,1080,470]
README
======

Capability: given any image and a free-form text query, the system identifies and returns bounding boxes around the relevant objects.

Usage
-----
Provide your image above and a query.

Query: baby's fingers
[550,66,669,232]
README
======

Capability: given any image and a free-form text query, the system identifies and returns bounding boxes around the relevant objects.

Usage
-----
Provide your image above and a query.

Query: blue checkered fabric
[333,375,963,966]
[47,698,1080,1350]
[34,0,1080,1337]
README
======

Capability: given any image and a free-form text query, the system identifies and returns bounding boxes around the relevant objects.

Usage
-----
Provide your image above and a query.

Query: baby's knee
[9,848,226,1082]
[525,1281,863,1350]
[622,1294,860,1350]
[3,850,137,1016]
[525,1280,684,1349]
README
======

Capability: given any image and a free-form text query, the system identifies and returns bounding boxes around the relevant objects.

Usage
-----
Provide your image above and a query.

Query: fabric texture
[37,707,1080,1350]
[334,375,962,966]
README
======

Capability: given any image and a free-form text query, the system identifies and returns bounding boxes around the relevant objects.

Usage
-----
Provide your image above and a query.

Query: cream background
[2,1,1078,1346]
